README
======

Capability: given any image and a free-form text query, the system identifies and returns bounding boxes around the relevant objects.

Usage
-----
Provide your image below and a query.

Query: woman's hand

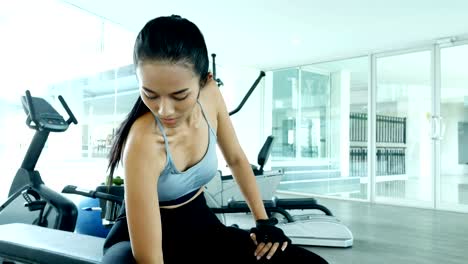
[249,218,291,260]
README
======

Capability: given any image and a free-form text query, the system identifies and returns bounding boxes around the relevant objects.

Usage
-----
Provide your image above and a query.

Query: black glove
[250,218,291,245]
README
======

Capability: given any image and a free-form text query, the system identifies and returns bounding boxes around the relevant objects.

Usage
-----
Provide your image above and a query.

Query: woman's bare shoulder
[125,112,165,161]
[199,79,221,129]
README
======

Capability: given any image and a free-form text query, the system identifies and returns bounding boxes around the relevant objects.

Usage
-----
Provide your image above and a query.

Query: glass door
[439,43,468,212]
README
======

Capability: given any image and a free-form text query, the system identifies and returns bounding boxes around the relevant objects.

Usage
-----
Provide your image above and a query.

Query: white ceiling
[62,0,468,70]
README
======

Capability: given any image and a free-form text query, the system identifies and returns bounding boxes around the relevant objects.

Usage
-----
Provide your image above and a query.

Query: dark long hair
[107,15,209,183]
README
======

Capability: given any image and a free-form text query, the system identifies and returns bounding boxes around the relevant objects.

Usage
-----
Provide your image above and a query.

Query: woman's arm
[123,119,165,263]
[212,83,268,221]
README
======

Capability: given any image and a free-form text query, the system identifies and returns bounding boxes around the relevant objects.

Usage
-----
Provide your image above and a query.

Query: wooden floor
[225,197,468,264]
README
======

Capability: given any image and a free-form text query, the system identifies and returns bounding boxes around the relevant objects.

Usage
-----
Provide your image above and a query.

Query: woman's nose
[158,97,175,116]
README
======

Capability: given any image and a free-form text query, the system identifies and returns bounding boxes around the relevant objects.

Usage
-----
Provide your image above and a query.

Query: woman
[103,15,328,264]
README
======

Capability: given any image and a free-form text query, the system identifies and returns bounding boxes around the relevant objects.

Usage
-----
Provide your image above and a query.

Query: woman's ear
[200,72,212,87]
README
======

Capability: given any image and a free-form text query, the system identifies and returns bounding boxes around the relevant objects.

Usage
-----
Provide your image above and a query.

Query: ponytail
[107,96,149,185]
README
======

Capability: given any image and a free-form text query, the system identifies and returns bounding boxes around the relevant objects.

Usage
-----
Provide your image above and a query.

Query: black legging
[102,194,328,264]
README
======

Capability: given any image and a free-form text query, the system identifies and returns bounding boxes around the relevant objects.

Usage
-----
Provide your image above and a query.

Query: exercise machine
[0,90,78,231]
[204,135,353,248]
[0,91,104,263]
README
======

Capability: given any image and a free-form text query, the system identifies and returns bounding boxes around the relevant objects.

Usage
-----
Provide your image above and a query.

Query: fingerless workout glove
[250,218,292,245]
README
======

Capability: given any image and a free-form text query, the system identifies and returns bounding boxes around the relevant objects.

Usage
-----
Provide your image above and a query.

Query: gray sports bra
[154,101,218,206]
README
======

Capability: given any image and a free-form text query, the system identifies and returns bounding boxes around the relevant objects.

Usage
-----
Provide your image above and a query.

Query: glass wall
[270,57,369,200]
[79,64,139,159]
[0,0,137,199]
[375,51,433,206]
[271,68,300,160]
[440,43,468,211]
[267,45,468,213]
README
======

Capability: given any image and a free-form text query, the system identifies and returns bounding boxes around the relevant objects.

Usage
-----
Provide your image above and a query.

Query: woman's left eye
[174,94,189,101]
[144,93,159,100]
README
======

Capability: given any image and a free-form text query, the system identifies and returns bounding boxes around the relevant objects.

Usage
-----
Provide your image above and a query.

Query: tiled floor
[221,197,468,264]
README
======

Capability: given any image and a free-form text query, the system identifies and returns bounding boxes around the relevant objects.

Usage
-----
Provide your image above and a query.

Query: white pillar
[330,71,351,177]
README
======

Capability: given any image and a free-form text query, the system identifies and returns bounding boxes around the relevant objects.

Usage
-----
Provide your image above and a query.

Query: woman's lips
[161,118,177,125]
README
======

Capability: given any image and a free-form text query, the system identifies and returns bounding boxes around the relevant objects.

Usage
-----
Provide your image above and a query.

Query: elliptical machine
[0,90,78,232]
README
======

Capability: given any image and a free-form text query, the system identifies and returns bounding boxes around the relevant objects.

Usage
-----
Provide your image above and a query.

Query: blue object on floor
[75,197,110,238]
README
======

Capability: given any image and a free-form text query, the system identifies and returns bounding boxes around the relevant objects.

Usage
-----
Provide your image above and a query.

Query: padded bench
[0,223,104,264]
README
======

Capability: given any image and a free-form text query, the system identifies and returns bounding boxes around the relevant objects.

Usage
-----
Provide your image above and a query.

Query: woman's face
[137,61,201,128]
